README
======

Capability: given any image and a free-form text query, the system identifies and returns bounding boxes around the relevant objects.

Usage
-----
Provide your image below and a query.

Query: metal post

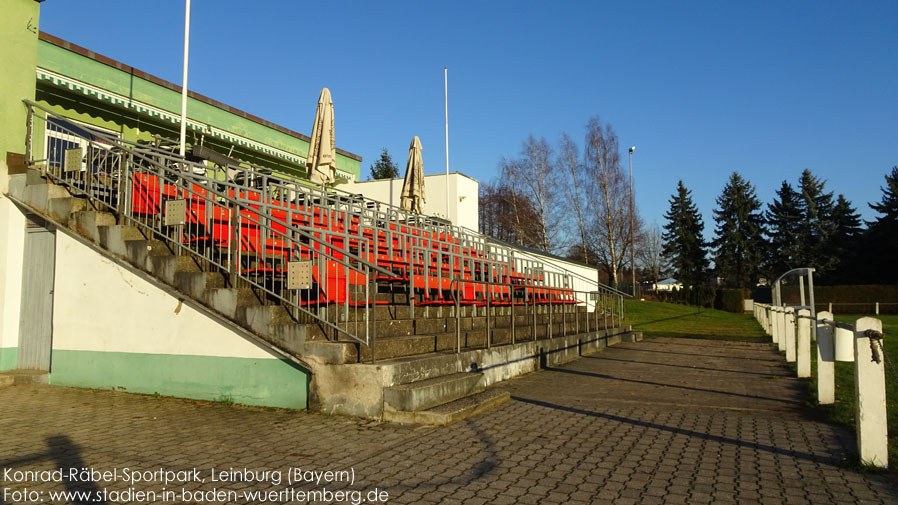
[628,146,636,297]
[178,0,191,158]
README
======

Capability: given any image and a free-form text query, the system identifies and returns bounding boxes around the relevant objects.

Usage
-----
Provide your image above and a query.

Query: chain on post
[865,329,884,365]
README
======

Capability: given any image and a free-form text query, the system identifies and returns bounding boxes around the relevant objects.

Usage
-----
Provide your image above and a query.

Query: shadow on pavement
[510,396,843,466]
[585,354,785,377]
[542,366,799,405]
[46,435,108,505]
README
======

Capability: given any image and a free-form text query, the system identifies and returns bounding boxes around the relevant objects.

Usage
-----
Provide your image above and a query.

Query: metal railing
[24,100,624,354]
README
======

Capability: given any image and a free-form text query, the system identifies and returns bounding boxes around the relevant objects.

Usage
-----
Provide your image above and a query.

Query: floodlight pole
[629,146,636,297]
[444,67,450,222]
[178,0,191,157]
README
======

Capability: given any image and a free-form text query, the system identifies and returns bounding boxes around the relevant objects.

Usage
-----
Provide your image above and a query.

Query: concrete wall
[48,232,309,408]
[341,172,479,230]
[0,198,27,370]
[0,0,41,369]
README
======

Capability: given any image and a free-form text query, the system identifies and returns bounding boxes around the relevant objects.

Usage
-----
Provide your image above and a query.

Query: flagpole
[444,67,450,221]
[178,0,191,157]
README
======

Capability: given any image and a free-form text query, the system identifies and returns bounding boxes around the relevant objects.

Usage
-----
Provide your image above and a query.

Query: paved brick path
[1,337,896,504]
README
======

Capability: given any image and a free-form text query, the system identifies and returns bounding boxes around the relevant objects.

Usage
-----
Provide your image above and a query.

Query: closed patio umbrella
[306,88,336,185]
[401,136,425,213]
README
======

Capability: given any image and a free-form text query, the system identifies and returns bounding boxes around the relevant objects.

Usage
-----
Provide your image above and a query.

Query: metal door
[17,216,56,371]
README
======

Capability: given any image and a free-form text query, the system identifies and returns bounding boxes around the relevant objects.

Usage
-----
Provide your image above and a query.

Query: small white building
[341,172,479,231]
[654,278,682,292]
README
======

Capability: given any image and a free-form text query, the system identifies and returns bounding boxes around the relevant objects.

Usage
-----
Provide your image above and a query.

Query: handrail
[24,99,603,357]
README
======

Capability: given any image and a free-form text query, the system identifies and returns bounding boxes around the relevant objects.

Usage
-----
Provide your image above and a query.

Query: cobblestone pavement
[1,337,896,504]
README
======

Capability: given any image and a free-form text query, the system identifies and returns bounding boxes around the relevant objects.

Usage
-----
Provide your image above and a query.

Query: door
[17,216,56,371]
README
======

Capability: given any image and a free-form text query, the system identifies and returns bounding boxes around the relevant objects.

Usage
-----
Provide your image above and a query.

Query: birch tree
[583,117,632,287]
[558,132,590,263]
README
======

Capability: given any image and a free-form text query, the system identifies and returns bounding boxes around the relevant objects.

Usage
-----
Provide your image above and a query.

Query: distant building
[654,278,682,292]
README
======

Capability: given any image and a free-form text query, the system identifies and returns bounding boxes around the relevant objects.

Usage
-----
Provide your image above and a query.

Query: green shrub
[714,288,745,313]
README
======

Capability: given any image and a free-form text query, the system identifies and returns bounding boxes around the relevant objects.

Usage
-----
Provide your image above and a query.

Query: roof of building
[657,278,681,285]
[38,31,362,162]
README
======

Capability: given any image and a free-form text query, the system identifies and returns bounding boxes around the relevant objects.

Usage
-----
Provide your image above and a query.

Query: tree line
[478,115,897,291]
[661,166,898,289]
[479,117,641,289]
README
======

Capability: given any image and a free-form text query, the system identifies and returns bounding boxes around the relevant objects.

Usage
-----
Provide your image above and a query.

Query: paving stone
[0,336,896,504]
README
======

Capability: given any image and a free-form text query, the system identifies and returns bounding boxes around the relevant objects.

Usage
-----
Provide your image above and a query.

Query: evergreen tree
[862,166,898,283]
[796,169,837,276]
[828,194,862,282]
[662,181,709,287]
[711,172,765,288]
[368,148,399,180]
[764,181,802,278]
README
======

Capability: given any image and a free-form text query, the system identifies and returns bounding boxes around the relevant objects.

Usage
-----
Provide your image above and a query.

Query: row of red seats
[130,173,576,307]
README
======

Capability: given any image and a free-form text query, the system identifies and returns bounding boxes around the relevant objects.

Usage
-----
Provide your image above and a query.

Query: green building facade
[33,32,361,182]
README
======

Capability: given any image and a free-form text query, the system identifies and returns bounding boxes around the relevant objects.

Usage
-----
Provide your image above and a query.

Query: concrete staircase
[6,171,642,424]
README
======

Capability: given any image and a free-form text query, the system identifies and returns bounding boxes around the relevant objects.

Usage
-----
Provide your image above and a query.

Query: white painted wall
[341,172,479,230]
[0,195,26,350]
[511,248,601,311]
[52,232,276,359]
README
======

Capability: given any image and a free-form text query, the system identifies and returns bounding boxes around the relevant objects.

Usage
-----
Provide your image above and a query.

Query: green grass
[807,314,897,469]
[624,299,767,340]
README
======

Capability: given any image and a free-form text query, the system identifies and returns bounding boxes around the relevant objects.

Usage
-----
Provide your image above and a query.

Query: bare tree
[558,132,591,264]
[514,135,562,253]
[479,178,544,248]
[637,223,667,285]
[583,117,636,288]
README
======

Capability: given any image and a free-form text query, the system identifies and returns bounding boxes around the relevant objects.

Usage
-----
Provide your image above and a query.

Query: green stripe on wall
[0,348,17,371]
[50,350,308,409]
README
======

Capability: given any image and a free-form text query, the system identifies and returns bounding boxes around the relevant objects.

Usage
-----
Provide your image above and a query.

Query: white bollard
[775,307,785,349]
[853,317,888,468]
[784,307,796,362]
[815,312,835,404]
[796,309,811,377]
[835,326,854,362]
[770,306,778,343]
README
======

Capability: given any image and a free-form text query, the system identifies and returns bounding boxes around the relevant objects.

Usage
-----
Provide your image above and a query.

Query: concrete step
[173,271,226,300]
[0,370,50,386]
[148,254,201,284]
[124,238,171,270]
[205,288,262,321]
[384,372,483,413]
[98,224,145,257]
[7,173,27,199]
[72,210,116,244]
[384,388,510,425]
[22,180,70,213]
[47,196,89,225]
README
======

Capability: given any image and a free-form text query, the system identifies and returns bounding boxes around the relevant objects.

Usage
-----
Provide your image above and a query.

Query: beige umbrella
[401,136,426,213]
[306,88,336,184]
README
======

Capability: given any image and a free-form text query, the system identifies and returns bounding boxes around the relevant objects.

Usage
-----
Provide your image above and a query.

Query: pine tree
[828,194,862,282]
[764,181,802,278]
[796,169,837,276]
[368,148,399,180]
[862,166,898,283]
[662,181,709,288]
[711,172,765,288]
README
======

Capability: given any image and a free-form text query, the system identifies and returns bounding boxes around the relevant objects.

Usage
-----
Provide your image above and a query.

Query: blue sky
[40,1,897,236]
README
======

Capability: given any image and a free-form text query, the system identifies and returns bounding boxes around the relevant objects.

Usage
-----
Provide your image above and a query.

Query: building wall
[0,198,26,371]
[49,232,309,408]
[341,172,479,230]
[0,0,41,369]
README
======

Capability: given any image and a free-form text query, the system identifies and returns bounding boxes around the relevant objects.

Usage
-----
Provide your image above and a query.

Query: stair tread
[386,371,481,391]
[424,388,509,416]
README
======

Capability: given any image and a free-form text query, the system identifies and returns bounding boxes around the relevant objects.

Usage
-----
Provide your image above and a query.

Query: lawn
[807,314,897,469]
[623,299,767,340]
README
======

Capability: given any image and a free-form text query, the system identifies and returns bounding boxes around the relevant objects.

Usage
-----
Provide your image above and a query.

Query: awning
[35,67,345,174]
